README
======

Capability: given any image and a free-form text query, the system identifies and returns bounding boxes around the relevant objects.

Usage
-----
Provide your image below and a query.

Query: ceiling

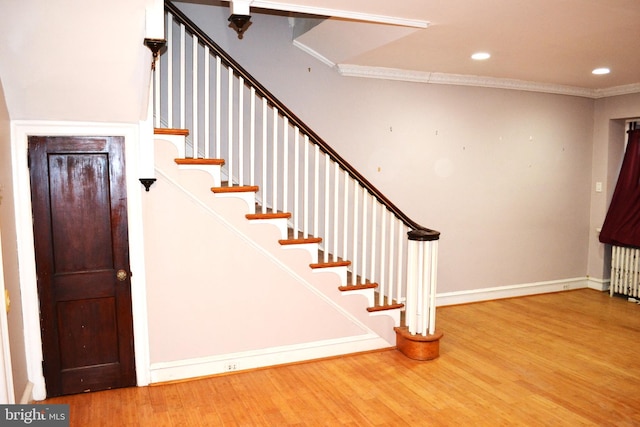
[222,0,640,97]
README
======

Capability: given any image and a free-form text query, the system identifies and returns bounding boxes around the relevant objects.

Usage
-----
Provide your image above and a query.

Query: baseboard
[587,277,610,292]
[149,334,391,384]
[436,277,589,306]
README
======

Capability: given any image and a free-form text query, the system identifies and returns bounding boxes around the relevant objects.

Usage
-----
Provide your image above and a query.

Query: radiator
[610,245,640,297]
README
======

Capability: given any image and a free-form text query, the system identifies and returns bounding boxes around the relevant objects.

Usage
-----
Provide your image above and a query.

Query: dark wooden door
[28,136,136,397]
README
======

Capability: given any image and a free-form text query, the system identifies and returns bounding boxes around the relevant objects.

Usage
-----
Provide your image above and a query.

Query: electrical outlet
[562,284,570,290]
[224,361,239,372]
[595,182,603,193]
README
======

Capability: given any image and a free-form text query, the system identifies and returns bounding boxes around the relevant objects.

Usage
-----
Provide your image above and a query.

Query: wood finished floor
[43,289,640,426]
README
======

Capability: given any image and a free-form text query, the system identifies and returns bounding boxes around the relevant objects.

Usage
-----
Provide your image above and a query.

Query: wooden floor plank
[41,289,640,426]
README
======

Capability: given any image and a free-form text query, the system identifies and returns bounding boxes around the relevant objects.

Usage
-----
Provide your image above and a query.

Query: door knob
[116,269,128,281]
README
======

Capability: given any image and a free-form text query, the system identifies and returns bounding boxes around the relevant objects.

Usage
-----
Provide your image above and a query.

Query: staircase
[143,1,441,377]
[154,127,404,323]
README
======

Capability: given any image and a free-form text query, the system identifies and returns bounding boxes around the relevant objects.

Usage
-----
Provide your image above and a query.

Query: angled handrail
[164,0,438,239]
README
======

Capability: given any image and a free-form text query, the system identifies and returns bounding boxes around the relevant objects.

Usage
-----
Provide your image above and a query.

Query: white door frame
[11,120,151,400]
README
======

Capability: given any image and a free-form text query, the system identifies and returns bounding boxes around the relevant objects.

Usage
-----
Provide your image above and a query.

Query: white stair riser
[214,192,256,214]
[311,266,347,286]
[281,243,319,264]
[247,218,288,240]
[177,164,223,187]
[340,288,375,307]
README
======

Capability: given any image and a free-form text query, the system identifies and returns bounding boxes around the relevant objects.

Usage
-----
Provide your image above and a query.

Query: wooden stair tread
[310,260,351,269]
[175,158,225,166]
[279,237,323,245]
[246,212,291,220]
[154,128,189,136]
[162,126,404,329]
[338,283,378,292]
[367,303,404,313]
[211,185,259,194]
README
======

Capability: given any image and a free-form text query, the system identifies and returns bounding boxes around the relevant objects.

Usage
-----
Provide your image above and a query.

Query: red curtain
[599,129,640,248]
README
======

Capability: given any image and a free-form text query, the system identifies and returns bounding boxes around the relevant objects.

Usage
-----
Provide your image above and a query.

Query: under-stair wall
[143,136,396,382]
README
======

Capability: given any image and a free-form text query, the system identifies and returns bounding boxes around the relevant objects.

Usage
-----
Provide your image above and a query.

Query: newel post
[395,228,443,360]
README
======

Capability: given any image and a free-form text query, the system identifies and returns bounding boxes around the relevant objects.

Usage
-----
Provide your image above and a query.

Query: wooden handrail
[164,1,439,240]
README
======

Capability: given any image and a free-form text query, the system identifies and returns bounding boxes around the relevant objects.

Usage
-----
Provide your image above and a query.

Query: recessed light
[592,67,610,75]
[471,52,491,60]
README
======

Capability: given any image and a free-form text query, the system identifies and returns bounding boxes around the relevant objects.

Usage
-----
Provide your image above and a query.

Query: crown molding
[292,39,335,68]
[336,64,640,99]
[251,1,428,28]
[593,83,640,99]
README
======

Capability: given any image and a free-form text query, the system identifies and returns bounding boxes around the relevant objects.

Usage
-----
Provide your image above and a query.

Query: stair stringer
[154,136,402,333]
[144,137,397,383]
[153,136,398,337]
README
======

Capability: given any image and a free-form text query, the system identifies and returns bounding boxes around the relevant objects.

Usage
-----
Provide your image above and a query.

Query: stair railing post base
[394,326,443,361]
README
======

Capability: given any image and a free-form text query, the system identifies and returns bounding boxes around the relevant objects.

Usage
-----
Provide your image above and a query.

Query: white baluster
[191,35,198,157]
[379,208,387,306]
[250,87,255,186]
[166,13,173,128]
[406,238,418,334]
[272,107,278,213]
[293,128,300,236]
[396,224,405,303]
[333,161,339,262]
[180,23,185,130]
[154,35,161,128]
[429,240,439,335]
[343,170,349,264]
[303,135,309,239]
[370,196,377,287]
[228,68,234,186]
[262,97,268,213]
[313,144,320,239]
[351,180,359,285]
[238,76,244,185]
[360,189,368,285]
[203,46,210,159]
[324,152,330,263]
[420,241,431,335]
[283,117,289,214]
[215,56,221,158]
[388,215,396,304]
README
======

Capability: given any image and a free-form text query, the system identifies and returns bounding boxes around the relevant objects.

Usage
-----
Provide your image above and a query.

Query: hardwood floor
[42,289,640,426]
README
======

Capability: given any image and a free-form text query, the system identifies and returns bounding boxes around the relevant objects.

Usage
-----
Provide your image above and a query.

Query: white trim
[587,276,610,292]
[292,39,335,68]
[336,64,640,99]
[11,120,151,400]
[18,382,33,405]
[593,83,640,99]
[250,1,428,28]
[436,277,590,307]
[149,334,390,383]
[0,229,15,403]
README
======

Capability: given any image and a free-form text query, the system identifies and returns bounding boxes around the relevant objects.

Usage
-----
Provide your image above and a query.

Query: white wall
[176,2,596,294]
[0,0,152,123]
[0,79,28,402]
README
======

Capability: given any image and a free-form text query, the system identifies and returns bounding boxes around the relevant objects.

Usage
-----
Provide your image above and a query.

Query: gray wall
[177,1,597,293]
